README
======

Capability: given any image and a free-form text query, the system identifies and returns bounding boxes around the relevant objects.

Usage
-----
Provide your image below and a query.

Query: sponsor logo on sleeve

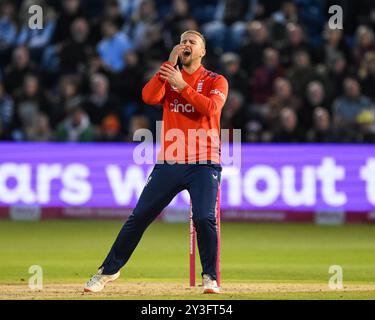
[210,89,226,99]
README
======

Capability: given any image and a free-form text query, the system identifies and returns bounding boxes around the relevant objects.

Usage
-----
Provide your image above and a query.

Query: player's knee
[127,210,149,227]
[193,215,216,230]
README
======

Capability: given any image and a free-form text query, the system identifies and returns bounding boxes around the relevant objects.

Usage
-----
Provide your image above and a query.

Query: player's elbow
[142,87,158,105]
[203,102,221,117]
[203,109,217,117]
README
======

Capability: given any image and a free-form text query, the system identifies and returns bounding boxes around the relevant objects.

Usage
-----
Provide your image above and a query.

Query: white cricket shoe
[83,267,120,293]
[202,274,220,294]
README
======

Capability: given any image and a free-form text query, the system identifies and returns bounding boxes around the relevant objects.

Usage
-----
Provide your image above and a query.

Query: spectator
[294,0,325,46]
[4,46,38,94]
[353,25,375,66]
[51,0,86,44]
[221,90,246,131]
[83,73,121,136]
[85,52,111,79]
[97,19,133,72]
[0,81,13,138]
[111,50,143,102]
[333,77,374,130]
[49,75,83,126]
[244,118,266,143]
[117,0,141,21]
[219,52,248,97]
[111,50,143,97]
[26,112,53,141]
[0,119,4,140]
[214,0,255,25]
[253,0,282,19]
[266,77,301,128]
[164,0,192,46]
[273,1,299,24]
[279,23,311,68]
[103,0,125,29]
[239,20,270,76]
[355,109,375,143]
[125,0,159,49]
[0,1,17,68]
[300,81,329,130]
[100,113,124,142]
[359,51,375,102]
[326,52,352,99]
[111,50,144,134]
[175,17,200,36]
[89,0,126,45]
[251,47,284,104]
[11,74,49,139]
[306,107,336,143]
[269,1,299,43]
[315,25,351,66]
[272,107,305,143]
[287,49,320,97]
[202,0,254,52]
[137,24,169,64]
[59,17,93,75]
[127,114,150,141]
[55,106,93,142]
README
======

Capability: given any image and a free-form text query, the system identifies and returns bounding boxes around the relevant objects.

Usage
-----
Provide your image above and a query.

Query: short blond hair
[180,30,206,48]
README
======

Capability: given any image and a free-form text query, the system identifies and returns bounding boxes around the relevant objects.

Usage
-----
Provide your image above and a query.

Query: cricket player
[84,30,228,294]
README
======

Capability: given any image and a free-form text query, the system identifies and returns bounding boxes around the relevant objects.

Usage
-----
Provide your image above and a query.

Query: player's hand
[168,44,187,66]
[159,64,187,91]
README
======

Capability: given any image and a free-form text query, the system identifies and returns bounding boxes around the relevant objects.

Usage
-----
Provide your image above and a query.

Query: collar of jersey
[181,65,204,79]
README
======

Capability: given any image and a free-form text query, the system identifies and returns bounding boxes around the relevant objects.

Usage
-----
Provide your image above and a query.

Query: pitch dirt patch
[1,282,375,299]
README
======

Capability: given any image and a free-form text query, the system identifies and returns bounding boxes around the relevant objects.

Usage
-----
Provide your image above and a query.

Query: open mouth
[183,50,191,57]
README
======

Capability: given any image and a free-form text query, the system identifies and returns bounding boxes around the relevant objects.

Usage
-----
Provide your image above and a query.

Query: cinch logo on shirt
[170,99,195,113]
[210,89,226,100]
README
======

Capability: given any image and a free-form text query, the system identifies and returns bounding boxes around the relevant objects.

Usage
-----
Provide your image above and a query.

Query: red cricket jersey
[142,62,229,164]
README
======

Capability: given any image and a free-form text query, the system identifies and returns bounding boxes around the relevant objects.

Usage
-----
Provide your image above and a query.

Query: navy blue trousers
[100,163,221,280]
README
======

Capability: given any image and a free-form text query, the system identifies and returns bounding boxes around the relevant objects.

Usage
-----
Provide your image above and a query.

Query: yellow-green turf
[1,220,375,299]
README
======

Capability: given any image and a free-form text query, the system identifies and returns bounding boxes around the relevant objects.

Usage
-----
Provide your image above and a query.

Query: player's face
[179,34,205,66]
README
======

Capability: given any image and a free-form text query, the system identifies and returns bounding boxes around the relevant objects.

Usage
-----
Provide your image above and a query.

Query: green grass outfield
[1,220,375,299]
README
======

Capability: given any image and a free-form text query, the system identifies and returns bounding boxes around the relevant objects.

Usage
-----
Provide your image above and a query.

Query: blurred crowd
[1,0,375,143]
